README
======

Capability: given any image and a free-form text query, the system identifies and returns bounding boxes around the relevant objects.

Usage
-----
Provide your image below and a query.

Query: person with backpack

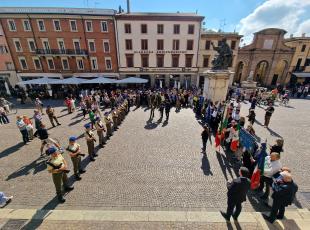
[263,171,298,223]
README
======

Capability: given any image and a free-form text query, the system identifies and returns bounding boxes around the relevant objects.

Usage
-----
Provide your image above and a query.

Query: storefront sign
[134,50,187,54]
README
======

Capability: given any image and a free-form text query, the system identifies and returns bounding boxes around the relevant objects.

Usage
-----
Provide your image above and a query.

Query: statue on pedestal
[211,38,233,70]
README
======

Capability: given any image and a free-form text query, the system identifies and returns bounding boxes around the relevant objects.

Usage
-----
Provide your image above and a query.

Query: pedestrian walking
[66,136,86,181]
[16,116,29,144]
[164,97,171,121]
[35,123,61,156]
[0,106,9,124]
[264,103,275,128]
[35,98,44,114]
[201,125,212,153]
[46,105,61,127]
[23,115,34,140]
[220,167,251,221]
[46,147,74,203]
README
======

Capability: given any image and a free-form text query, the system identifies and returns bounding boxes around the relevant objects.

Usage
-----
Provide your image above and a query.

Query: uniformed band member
[66,136,86,180]
[112,109,119,130]
[84,123,97,161]
[104,112,113,139]
[46,147,74,203]
[95,117,106,147]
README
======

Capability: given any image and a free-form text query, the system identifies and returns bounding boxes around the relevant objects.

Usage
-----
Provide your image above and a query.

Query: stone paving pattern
[0,98,309,212]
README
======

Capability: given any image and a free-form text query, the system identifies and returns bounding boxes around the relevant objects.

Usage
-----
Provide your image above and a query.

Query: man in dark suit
[220,167,250,221]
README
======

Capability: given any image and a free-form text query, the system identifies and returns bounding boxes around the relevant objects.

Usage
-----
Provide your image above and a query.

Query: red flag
[250,166,261,190]
[230,139,239,152]
[215,132,221,147]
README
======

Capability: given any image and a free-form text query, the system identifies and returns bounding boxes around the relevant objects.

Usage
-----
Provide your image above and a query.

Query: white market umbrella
[116,77,148,84]
[50,77,87,85]
[17,77,59,85]
[81,77,116,84]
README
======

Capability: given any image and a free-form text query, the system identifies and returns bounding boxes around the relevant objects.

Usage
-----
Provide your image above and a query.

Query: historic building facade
[284,36,310,84]
[0,23,17,94]
[235,28,294,86]
[0,7,119,83]
[197,30,242,88]
[115,13,204,88]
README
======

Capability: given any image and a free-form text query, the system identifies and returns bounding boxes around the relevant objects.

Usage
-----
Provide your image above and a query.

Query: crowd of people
[0,85,302,224]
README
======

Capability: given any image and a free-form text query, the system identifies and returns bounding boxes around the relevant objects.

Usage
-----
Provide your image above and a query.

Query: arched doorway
[254,61,269,84]
[235,61,244,83]
[272,60,288,85]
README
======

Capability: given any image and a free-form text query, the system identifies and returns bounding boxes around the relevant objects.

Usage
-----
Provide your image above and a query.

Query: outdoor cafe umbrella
[116,77,148,84]
[81,77,117,84]
[49,77,87,85]
[17,77,59,85]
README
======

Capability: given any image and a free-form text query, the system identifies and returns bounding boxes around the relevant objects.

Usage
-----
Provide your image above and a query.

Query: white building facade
[115,13,204,88]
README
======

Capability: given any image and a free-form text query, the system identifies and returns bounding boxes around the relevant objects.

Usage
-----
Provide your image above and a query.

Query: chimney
[302,33,306,37]
[127,0,130,13]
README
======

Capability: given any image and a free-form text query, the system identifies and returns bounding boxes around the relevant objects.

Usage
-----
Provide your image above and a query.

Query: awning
[81,77,117,84]
[293,72,310,78]
[116,77,148,84]
[73,73,119,78]
[50,77,86,85]
[17,77,59,85]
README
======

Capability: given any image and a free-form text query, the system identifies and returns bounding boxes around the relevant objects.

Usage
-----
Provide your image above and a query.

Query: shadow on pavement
[0,142,24,160]
[267,127,282,138]
[201,154,213,176]
[6,156,46,181]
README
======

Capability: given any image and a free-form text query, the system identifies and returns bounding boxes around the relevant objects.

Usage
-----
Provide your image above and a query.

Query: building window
[141,55,149,67]
[90,57,98,70]
[7,19,16,31]
[73,40,81,51]
[13,39,22,52]
[101,21,108,32]
[203,56,209,67]
[27,39,36,52]
[23,20,31,31]
[185,54,193,67]
[141,39,148,50]
[33,57,42,70]
[172,55,179,67]
[19,57,28,70]
[172,40,180,50]
[85,21,93,32]
[301,44,307,52]
[0,45,8,54]
[125,39,132,50]
[103,40,110,53]
[229,56,234,67]
[157,55,164,67]
[105,57,112,70]
[53,20,61,31]
[57,39,66,53]
[76,58,84,70]
[61,58,70,70]
[126,54,134,67]
[173,24,180,34]
[37,19,45,31]
[125,24,131,33]
[188,24,195,34]
[231,40,236,50]
[42,39,50,52]
[205,40,211,50]
[47,58,55,70]
[141,24,147,34]
[157,24,164,34]
[305,58,310,66]
[88,40,96,52]
[187,40,193,50]
[70,20,77,31]
[157,39,164,50]
[5,62,14,70]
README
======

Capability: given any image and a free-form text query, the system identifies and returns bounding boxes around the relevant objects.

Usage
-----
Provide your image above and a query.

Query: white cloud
[238,0,310,45]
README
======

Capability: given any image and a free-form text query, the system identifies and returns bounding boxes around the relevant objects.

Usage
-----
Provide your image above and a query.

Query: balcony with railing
[36,49,88,56]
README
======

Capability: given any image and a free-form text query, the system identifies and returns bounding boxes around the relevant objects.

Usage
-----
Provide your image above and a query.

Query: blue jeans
[20,129,29,144]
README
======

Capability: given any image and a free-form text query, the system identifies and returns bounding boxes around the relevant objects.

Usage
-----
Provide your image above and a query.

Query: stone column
[202,70,233,103]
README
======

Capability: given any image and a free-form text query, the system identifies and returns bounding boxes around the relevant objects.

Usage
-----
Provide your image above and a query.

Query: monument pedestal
[202,70,233,103]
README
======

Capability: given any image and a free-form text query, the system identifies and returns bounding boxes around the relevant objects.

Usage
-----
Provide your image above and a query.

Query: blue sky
[1,0,309,44]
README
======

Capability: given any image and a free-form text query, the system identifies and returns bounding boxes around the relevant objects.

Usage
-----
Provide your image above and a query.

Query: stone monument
[202,38,234,102]
[241,71,257,88]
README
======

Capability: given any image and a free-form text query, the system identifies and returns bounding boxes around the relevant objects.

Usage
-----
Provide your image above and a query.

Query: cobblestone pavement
[0,98,309,213]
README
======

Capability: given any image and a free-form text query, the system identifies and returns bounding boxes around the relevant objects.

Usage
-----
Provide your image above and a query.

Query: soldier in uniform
[149,92,156,120]
[104,112,113,138]
[84,123,97,161]
[66,136,86,181]
[112,109,119,130]
[46,147,74,203]
[95,117,106,148]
